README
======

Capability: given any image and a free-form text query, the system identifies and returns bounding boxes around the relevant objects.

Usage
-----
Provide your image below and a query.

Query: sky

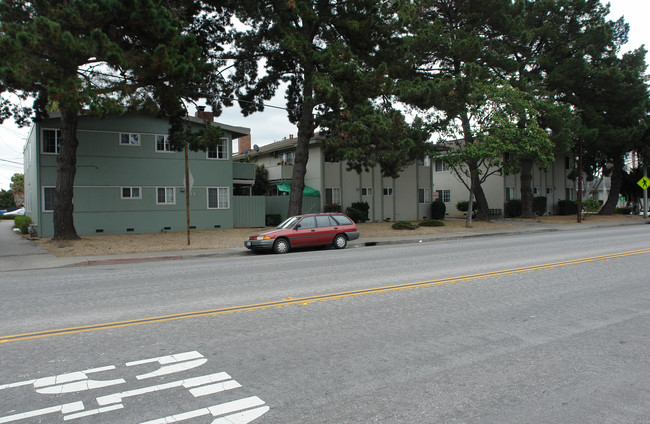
[1,0,648,191]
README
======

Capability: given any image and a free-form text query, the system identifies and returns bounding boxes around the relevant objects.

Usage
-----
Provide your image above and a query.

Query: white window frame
[383,187,394,196]
[42,186,55,212]
[207,187,230,209]
[533,187,541,196]
[326,187,342,205]
[434,160,448,172]
[436,189,450,203]
[119,133,140,146]
[42,129,61,154]
[156,187,175,205]
[155,135,172,153]
[419,188,431,204]
[361,187,373,197]
[121,187,142,199]
[207,138,229,160]
[505,186,516,201]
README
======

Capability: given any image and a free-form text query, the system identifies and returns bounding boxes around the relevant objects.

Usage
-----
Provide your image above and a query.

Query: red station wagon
[245,213,360,254]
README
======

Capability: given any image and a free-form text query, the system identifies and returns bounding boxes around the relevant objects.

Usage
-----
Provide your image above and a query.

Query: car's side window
[298,217,316,229]
[331,215,353,225]
[315,216,332,227]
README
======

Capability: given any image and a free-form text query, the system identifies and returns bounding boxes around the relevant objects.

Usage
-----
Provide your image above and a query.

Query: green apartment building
[23,110,253,237]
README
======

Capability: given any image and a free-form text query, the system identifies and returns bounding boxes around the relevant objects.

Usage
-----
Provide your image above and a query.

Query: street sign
[637,176,650,190]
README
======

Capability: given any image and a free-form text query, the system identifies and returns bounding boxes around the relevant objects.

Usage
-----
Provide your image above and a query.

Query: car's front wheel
[333,234,347,249]
[273,238,290,254]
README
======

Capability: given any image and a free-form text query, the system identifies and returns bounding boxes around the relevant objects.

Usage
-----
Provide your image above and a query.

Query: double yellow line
[2,248,649,344]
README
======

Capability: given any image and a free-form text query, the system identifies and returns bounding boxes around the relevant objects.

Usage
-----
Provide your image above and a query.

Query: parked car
[245,213,360,254]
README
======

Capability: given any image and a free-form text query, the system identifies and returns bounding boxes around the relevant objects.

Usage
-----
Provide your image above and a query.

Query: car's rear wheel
[273,238,290,254]
[333,234,347,249]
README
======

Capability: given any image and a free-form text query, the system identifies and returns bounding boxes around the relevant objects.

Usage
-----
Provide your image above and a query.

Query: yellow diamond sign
[638,176,650,190]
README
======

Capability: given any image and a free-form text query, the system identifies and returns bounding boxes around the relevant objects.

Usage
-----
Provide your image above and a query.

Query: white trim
[156,187,176,205]
[120,187,142,199]
[41,128,61,154]
[207,187,230,209]
[206,138,229,160]
[42,186,55,212]
[155,134,173,153]
[119,133,140,146]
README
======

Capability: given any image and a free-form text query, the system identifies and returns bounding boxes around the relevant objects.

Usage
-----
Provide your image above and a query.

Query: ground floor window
[383,187,393,196]
[419,188,431,204]
[566,187,575,201]
[361,187,372,197]
[42,187,55,212]
[208,187,230,209]
[326,187,341,205]
[121,187,141,199]
[505,186,516,201]
[436,189,450,203]
[156,187,175,205]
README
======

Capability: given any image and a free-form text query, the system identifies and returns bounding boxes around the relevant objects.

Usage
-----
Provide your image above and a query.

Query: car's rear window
[331,214,353,225]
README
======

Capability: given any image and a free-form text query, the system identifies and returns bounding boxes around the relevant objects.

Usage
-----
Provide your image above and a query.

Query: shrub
[346,201,369,223]
[265,213,282,227]
[391,221,418,230]
[430,199,446,219]
[419,219,445,227]
[14,215,32,235]
[533,196,547,216]
[324,203,341,213]
[557,200,578,215]
[615,207,632,215]
[582,198,602,213]
[505,199,523,218]
[455,200,477,212]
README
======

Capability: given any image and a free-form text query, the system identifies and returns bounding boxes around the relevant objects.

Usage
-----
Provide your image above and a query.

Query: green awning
[276,183,320,197]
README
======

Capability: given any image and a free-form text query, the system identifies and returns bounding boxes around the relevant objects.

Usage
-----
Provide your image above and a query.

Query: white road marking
[135,358,208,380]
[1,366,119,392]
[63,404,123,421]
[139,396,267,424]
[0,401,84,423]
[126,351,207,380]
[189,380,242,397]
[211,406,270,424]
[96,372,233,406]
[126,351,203,367]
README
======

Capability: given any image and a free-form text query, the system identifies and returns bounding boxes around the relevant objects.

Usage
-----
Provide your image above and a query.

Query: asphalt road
[1,226,649,423]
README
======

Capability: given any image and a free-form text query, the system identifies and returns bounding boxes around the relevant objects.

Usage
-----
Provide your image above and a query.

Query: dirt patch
[33,214,646,258]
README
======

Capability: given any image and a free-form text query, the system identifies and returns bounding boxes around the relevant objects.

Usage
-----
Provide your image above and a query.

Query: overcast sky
[1,0,648,190]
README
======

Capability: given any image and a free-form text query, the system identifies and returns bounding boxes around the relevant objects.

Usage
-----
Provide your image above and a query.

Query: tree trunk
[288,69,315,217]
[519,158,535,218]
[52,108,80,240]
[460,113,489,221]
[599,156,624,215]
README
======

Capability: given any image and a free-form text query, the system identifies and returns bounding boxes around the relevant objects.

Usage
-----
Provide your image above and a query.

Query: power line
[0,158,23,165]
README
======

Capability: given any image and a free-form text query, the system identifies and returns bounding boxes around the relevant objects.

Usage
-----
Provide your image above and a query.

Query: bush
[557,200,578,215]
[391,221,418,230]
[455,200,477,212]
[615,207,632,215]
[533,196,547,216]
[346,201,369,223]
[505,199,523,218]
[419,219,445,227]
[265,213,282,227]
[582,198,602,213]
[324,203,341,213]
[430,199,446,220]
[14,215,32,235]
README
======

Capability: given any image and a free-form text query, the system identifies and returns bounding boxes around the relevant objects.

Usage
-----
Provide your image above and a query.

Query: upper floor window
[121,187,141,199]
[417,157,431,167]
[207,138,229,159]
[383,187,394,196]
[120,133,140,146]
[435,160,448,172]
[42,129,61,154]
[156,135,172,152]
[361,187,372,197]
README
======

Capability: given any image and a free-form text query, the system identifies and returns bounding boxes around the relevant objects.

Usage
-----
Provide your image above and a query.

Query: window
[316,215,334,227]
[419,188,431,204]
[207,138,229,159]
[42,187,55,212]
[298,216,316,229]
[546,188,553,195]
[435,160,448,172]
[361,187,373,197]
[533,187,541,196]
[565,156,572,170]
[326,187,341,205]
[383,187,393,196]
[436,189,450,203]
[505,186,516,201]
[156,135,172,152]
[156,187,175,204]
[42,129,61,154]
[417,157,431,167]
[207,187,230,209]
[121,187,141,199]
[120,133,140,146]
[282,151,294,165]
[565,187,575,201]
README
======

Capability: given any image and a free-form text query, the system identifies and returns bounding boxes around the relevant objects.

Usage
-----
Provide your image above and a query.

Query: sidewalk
[1,218,647,272]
